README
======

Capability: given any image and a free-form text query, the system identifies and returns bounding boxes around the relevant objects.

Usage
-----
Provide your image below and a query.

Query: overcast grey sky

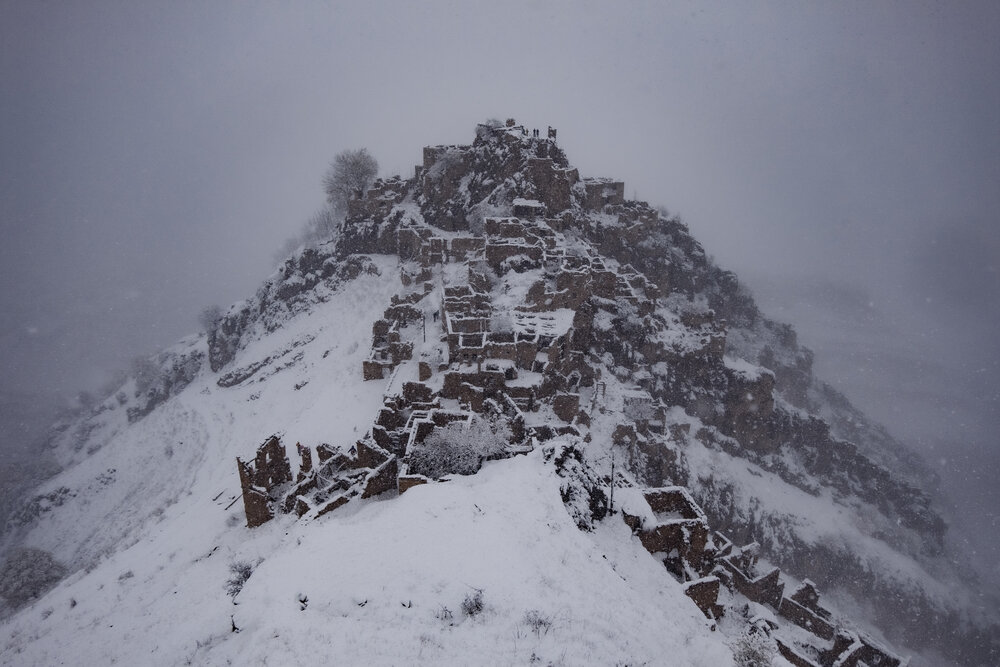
[2,1,998,570]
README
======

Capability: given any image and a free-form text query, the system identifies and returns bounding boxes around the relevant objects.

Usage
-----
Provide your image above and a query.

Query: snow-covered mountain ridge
[1,120,995,665]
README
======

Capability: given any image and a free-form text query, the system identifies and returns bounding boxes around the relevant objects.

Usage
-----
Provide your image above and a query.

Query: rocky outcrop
[126,347,204,424]
[209,253,381,372]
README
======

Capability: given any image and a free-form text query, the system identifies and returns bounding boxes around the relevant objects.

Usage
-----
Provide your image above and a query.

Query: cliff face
[7,121,996,665]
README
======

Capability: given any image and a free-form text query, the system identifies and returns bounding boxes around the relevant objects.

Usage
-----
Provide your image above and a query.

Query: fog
[2,1,997,577]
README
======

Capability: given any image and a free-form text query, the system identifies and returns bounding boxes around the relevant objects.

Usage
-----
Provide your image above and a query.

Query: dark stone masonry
[224,120,986,664]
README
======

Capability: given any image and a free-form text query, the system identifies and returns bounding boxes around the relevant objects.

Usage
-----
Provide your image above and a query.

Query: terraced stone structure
[620,487,902,666]
[220,120,991,663]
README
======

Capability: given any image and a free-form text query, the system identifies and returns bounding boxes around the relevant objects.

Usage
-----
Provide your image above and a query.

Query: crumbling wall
[238,436,398,527]
[777,581,835,641]
[622,487,714,579]
[683,576,724,620]
[236,435,293,528]
[581,178,625,211]
[617,483,905,664]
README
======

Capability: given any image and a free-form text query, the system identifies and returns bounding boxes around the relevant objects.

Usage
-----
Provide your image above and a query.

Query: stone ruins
[619,487,903,666]
[234,120,909,665]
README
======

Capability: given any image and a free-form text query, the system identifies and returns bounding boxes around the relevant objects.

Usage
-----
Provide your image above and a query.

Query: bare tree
[322,148,378,215]
[198,304,224,334]
[272,148,377,262]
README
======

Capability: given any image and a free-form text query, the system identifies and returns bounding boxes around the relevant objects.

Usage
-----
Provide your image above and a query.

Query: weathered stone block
[363,360,386,381]
[553,392,580,422]
[239,483,273,529]
[372,319,391,338]
[296,443,313,482]
[403,381,433,404]
[372,425,393,452]
[294,496,312,517]
[362,457,398,499]
[778,596,834,641]
[356,440,390,469]
[683,576,723,619]
[376,406,405,430]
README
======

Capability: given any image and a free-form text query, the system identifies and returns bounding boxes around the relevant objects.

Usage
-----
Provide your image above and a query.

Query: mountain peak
[2,121,995,666]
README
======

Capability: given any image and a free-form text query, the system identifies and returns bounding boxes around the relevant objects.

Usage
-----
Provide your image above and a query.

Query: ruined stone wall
[484,241,544,271]
[442,368,506,402]
[720,369,778,453]
[622,486,905,665]
[579,179,624,211]
[778,597,835,641]
[448,236,485,261]
[483,339,538,370]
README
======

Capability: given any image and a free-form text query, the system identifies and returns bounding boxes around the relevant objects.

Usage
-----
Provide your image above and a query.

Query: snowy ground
[1,452,738,666]
[0,260,743,665]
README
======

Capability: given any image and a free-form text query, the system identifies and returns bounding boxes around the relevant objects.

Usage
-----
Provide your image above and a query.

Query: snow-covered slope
[1,452,734,666]
[3,256,399,568]
[2,120,996,666]
[0,264,732,665]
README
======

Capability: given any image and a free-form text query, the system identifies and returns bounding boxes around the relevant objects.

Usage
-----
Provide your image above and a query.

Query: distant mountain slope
[0,390,61,536]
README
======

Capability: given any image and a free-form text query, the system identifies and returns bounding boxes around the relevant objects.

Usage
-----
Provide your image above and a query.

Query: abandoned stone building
[237,435,399,523]
[236,435,292,528]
